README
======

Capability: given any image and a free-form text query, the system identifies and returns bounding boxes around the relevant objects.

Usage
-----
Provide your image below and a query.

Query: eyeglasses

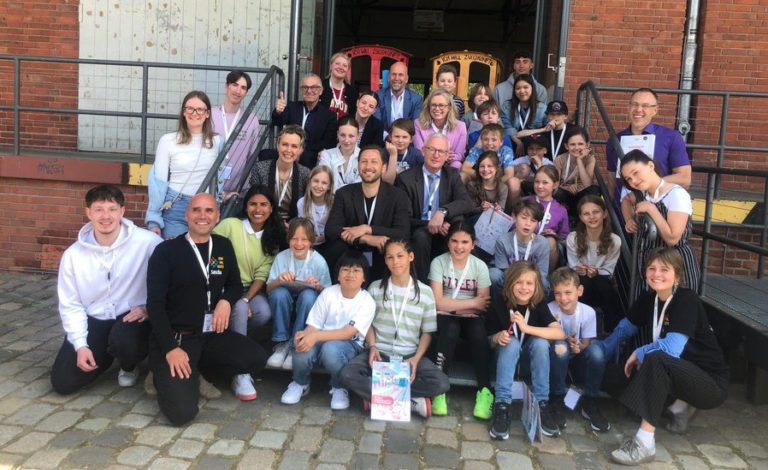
[430,103,449,109]
[183,107,209,115]
[423,146,449,157]
[629,102,657,110]
[300,85,322,92]
[339,267,364,275]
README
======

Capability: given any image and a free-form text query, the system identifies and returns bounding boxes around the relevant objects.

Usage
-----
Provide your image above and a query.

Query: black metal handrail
[0,54,274,162]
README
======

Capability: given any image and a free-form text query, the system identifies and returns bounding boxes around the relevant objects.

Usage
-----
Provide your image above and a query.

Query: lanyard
[423,172,441,219]
[363,195,378,225]
[512,234,533,261]
[389,277,413,347]
[557,304,581,340]
[536,197,553,235]
[517,104,529,130]
[331,83,345,110]
[563,154,578,186]
[289,250,314,281]
[653,293,674,342]
[276,165,294,206]
[337,152,357,185]
[186,234,213,311]
[449,259,470,300]
[220,106,242,140]
[301,106,309,129]
[509,307,531,342]
[550,124,566,157]
[391,92,404,120]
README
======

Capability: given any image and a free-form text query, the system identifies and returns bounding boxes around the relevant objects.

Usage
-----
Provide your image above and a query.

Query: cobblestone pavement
[0,272,767,470]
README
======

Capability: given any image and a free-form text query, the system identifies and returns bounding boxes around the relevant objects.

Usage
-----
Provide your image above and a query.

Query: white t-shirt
[428,253,491,300]
[153,133,222,196]
[648,184,692,215]
[305,284,376,347]
[547,301,596,340]
[566,232,621,276]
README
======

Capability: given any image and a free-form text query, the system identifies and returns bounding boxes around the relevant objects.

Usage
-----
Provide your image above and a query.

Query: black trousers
[620,351,728,427]
[50,313,149,395]
[149,331,267,426]
[412,227,447,284]
[435,315,491,389]
[317,239,385,283]
[580,274,622,332]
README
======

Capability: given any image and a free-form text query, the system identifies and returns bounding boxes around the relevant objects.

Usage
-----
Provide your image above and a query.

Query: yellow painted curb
[692,199,756,224]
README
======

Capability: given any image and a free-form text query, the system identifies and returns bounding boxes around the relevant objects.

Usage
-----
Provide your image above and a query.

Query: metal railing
[0,55,278,163]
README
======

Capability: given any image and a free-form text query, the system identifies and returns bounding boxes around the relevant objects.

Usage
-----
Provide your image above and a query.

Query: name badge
[219,165,233,181]
[104,303,116,319]
[202,313,214,333]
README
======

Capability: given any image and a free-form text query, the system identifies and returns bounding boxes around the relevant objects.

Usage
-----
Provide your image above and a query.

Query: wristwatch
[438,207,448,216]
[241,297,250,304]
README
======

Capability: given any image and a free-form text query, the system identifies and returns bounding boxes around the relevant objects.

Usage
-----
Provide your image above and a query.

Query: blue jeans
[594,317,639,364]
[161,189,191,239]
[495,336,550,403]
[549,340,606,397]
[293,340,362,388]
[268,287,319,344]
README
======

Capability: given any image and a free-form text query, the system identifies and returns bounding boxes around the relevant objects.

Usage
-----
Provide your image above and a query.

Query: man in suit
[395,134,473,282]
[374,62,423,129]
[323,145,412,281]
[272,74,337,168]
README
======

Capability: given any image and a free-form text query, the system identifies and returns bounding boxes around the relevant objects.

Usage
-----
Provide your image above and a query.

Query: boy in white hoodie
[52,185,162,394]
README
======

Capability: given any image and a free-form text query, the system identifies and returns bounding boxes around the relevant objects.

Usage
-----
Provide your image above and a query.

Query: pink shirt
[413,120,467,170]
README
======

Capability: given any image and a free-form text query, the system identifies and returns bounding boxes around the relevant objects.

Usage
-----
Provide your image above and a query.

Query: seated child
[462,83,491,135]
[462,124,525,200]
[266,218,332,369]
[383,118,424,185]
[547,267,610,432]
[491,200,550,294]
[436,64,465,119]
[280,251,375,410]
[516,100,570,161]
[553,126,600,220]
[466,152,510,220]
[518,134,555,196]
[467,101,515,149]
[486,261,565,440]
[523,165,570,274]
[339,238,450,418]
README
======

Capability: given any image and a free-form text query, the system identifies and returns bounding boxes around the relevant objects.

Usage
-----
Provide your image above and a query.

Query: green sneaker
[474,387,494,420]
[432,393,448,416]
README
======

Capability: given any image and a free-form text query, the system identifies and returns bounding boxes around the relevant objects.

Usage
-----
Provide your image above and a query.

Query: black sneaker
[581,396,611,432]
[538,401,561,437]
[550,394,567,429]
[489,402,511,440]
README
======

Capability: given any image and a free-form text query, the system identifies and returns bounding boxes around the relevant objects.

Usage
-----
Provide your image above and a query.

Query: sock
[667,399,689,415]
[635,429,655,450]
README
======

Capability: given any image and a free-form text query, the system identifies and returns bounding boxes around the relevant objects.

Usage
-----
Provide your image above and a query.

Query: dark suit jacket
[271,101,337,168]
[325,181,411,248]
[359,116,385,148]
[320,78,358,118]
[373,88,422,128]
[395,164,473,229]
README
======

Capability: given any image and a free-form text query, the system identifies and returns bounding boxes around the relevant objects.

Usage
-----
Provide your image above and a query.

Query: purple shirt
[211,105,260,194]
[522,195,570,239]
[606,122,690,179]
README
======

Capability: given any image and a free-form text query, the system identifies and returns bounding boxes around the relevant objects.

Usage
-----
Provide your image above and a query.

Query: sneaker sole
[267,357,287,368]
[236,392,258,401]
[541,427,561,437]
[489,429,509,440]
[330,402,350,410]
[581,409,611,432]
[281,388,309,405]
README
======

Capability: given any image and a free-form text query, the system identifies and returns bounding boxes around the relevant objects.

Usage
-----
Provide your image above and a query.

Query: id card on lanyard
[508,307,531,343]
[512,235,533,262]
[551,124,566,157]
[536,197,553,235]
[186,235,214,333]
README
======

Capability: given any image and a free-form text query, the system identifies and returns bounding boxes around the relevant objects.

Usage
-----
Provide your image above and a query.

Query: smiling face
[289,226,312,260]
[245,193,272,231]
[429,93,451,124]
[338,264,365,292]
[330,55,350,81]
[390,127,413,153]
[578,202,606,230]
[629,91,658,131]
[620,160,656,192]
[358,148,384,184]
[86,199,125,240]
[645,258,678,295]
[514,80,533,103]
[183,96,210,133]
[533,172,557,200]
[384,242,414,278]
[437,71,457,95]
[477,157,499,181]
[300,75,323,106]
[565,134,589,158]
[448,231,474,262]
[389,62,409,94]
[473,88,490,108]
[513,57,534,76]
[225,77,248,108]
[480,131,503,153]
[511,270,538,305]
[309,171,331,199]
[185,194,220,239]
[553,281,583,314]
[356,94,377,119]
[422,135,450,173]
[277,133,303,164]
[337,123,359,152]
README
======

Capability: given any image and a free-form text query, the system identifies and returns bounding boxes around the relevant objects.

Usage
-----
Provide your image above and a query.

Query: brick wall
[0,0,79,151]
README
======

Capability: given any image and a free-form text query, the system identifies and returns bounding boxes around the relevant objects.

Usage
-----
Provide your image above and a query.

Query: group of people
[51,53,728,467]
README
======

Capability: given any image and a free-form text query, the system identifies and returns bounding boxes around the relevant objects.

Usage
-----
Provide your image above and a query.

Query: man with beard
[374,61,423,128]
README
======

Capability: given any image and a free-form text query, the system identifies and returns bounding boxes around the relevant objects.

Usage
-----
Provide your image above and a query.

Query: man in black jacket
[272,74,337,168]
[395,134,473,282]
[146,194,267,425]
[322,145,412,280]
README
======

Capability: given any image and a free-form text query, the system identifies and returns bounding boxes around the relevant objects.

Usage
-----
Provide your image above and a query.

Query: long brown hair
[470,151,502,207]
[575,195,615,258]
[177,90,215,148]
[503,261,545,309]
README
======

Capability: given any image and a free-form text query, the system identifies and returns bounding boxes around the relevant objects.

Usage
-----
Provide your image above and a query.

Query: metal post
[554,0,572,101]
[287,0,303,101]
[141,64,149,163]
[699,173,715,295]
[322,0,337,76]
[714,93,729,198]
[676,0,700,141]
[13,58,20,155]
[532,0,545,80]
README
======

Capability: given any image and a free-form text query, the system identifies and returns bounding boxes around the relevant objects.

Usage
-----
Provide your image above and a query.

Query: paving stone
[731,440,768,459]
[36,410,84,432]
[300,406,332,425]
[250,430,288,449]
[315,465,346,470]
[385,429,420,453]
[90,401,129,419]
[463,461,494,470]
[747,458,768,470]
[358,432,383,454]
[92,427,136,448]
[425,427,458,449]
[208,439,244,456]
[110,388,145,404]
[697,443,748,468]
[661,432,695,453]
[423,445,458,468]
[0,424,23,446]
[568,433,598,452]
[169,439,205,459]
[135,425,181,447]
[14,366,48,382]
[460,422,490,441]
[117,413,154,429]
[276,450,310,470]
[363,418,387,432]
[352,453,380,470]
[537,454,577,470]
[646,463,679,470]
[15,377,53,398]
[76,417,111,431]
[4,431,55,453]
[654,443,673,463]
[131,398,161,415]
[117,445,158,466]
[329,417,361,440]
[216,421,254,440]
[6,402,56,425]
[66,445,116,467]
[318,438,354,463]
[428,415,458,429]
[261,412,300,431]
[497,451,534,470]
[678,454,711,470]
[572,452,604,470]
[460,441,494,460]
[533,435,568,454]
[22,448,71,469]
[192,456,233,470]
[289,425,323,452]
[382,453,419,470]
[149,457,192,470]
[0,380,22,400]
[64,394,107,411]
[237,449,275,470]
[181,423,218,441]
[0,396,28,415]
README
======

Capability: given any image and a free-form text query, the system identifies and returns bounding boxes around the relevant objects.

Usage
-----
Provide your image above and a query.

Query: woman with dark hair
[146,90,223,239]
[355,91,385,147]
[212,184,286,400]
[503,74,547,154]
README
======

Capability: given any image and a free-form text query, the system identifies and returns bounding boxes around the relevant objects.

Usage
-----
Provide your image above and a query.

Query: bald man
[146,194,267,425]
[374,61,423,128]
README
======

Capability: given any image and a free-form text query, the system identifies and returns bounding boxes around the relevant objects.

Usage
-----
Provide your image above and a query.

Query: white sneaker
[281,381,309,405]
[267,342,290,368]
[118,368,138,387]
[411,397,432,418]
[282,352,293,370]
[232,374,257,401]
[330,388,350,410]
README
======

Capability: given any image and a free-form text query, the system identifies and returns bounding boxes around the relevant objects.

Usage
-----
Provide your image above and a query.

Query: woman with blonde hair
[413,89,467,170]
[320,52,358,120]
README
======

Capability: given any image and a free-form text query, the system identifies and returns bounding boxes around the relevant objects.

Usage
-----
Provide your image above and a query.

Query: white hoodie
[58,219,162,350]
